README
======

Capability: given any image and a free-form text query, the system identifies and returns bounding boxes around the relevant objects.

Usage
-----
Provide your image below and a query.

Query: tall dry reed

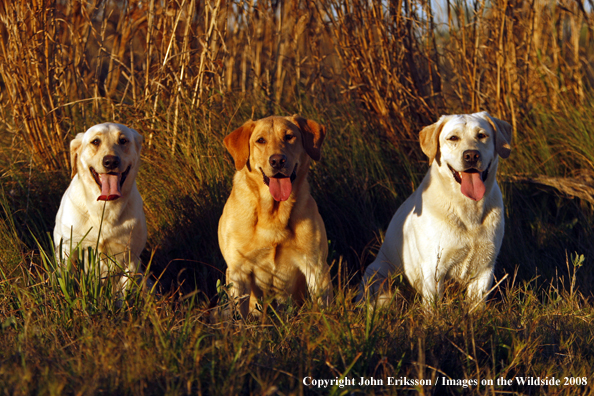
[0,0,592,169]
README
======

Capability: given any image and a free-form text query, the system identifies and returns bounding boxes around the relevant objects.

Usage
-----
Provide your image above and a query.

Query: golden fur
[218,115,332,317]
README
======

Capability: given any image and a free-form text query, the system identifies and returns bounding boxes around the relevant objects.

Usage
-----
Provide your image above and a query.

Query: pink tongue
[460,172,485,201]
[97,173,122,201]
[268,177,292,201]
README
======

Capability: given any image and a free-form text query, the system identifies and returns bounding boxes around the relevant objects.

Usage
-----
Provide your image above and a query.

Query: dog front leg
[302,262,333,307]
[226,268,251,318]
[419,266,444,310]
[117,255,150,294]
[465,268,493,309]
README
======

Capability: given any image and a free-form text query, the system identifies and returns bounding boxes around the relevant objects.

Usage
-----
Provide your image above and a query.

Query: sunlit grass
[2,94,594,394]
[1,0,594,393]
[1,240,593,394]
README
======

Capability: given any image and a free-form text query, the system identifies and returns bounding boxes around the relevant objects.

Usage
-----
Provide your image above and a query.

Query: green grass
[1,247,593,395]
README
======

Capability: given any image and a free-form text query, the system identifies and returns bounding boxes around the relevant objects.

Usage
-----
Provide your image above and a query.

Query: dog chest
[236,242,308,294]
[437,231,499,282]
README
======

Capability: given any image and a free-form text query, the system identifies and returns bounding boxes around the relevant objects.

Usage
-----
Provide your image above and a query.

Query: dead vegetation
[0,0,592,169]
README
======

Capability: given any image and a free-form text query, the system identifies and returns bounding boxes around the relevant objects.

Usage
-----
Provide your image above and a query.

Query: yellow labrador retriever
[219,115,333,317]
[359,112,512,307]
[54,123,147,290]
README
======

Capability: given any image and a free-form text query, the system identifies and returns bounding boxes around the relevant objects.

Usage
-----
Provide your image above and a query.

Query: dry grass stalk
[320,0,441,141]
[0,0,592,170]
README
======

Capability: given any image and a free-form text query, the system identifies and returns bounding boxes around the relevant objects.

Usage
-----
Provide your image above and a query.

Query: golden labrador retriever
[219,115,333,317]
[359,112,512,308]
[54,123,147,290]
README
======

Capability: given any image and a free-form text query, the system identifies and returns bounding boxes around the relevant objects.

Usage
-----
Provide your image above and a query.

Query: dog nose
[269,154,287,170]
[463,150,480,165]
[102,155,121,170]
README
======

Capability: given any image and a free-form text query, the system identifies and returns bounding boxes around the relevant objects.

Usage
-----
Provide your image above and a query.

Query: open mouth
[259,164,298,202]
[260,165,297,186]
[447,162,491,201]
[90,165,131,201]
[448,163,490,185]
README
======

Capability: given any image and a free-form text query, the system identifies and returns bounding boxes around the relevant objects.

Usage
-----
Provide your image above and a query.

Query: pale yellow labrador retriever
[359,111,512,307]
[54,123,147,290]
[219,115,333,317]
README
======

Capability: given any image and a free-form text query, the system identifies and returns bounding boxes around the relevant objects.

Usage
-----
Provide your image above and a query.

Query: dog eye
[119,137,129,145]
[284,134,295,142]
[256,137,266,144]
[91,139,101,146]
[477,132,487,139]
[448,136,459,142]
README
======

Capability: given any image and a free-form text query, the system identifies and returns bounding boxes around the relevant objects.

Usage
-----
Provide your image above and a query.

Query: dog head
[419,111,512,201]
[70,123,144,201]
[224,115,326,202]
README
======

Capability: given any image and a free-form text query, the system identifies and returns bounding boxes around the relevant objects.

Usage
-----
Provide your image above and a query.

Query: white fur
[359,112,512,307]
[54,123,147,289]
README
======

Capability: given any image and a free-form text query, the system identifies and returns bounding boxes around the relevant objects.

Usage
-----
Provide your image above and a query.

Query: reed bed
[0,0,592,163]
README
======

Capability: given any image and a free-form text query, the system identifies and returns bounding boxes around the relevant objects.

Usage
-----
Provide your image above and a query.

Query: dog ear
[483,112,512,159]
[70,133,84,178]
[224,120,255,171]
[419,116,449,165]
[132,128,144,152]
[291,114,326,161]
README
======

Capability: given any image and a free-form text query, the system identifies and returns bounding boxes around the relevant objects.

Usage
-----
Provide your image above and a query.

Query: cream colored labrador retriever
[219,115,333,317]
[54,123,147,289]
[359,112,512,307]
